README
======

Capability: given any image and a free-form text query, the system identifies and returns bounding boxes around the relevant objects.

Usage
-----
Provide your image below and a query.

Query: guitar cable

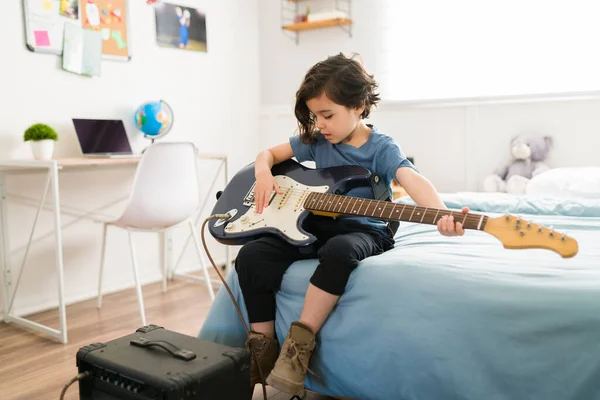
[200,213,270,400]
[59,371,90,400]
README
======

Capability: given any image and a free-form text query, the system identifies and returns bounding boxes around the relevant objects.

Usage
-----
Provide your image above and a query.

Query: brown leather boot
[266,321,316,397]
[245,331,279,387]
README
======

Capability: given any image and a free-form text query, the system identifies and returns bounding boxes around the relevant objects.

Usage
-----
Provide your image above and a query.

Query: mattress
[198,192,600,400]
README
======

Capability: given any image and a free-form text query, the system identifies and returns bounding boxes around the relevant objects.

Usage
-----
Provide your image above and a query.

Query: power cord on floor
[201,213,269,400]
[59,371,90,400]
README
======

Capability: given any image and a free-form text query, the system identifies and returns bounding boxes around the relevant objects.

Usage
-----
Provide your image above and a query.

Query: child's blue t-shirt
[289,124,417,230]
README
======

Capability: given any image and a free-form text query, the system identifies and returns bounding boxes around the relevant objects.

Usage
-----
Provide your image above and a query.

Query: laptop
[72,118,137,158]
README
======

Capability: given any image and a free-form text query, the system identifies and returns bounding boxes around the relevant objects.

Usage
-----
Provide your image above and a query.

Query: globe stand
[141,136,158,154]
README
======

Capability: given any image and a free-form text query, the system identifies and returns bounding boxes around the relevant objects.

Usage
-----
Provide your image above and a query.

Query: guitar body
[208,159,373,247]
[209,159,579,258]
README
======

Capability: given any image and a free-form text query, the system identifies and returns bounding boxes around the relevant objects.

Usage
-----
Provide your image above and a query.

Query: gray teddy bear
[483,134,554,194]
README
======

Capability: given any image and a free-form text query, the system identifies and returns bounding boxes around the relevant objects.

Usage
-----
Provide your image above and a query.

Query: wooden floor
[0,278,335,400]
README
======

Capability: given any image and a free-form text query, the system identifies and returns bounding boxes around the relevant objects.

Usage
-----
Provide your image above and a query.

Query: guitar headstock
[483,214,578,258]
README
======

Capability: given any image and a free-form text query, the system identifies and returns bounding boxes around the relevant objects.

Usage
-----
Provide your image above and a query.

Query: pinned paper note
[62,23,102,77]
[111,30,127,49]
[34,30,50,46]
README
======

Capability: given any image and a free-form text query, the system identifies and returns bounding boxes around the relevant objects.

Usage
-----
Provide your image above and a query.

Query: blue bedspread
[198,193,600,400]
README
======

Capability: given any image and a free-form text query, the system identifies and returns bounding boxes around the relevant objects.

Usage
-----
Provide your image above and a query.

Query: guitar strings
[255,186,486,226]
[250,186,567,238]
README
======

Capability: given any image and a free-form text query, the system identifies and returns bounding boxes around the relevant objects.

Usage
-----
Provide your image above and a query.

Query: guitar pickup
[243,182,276,207]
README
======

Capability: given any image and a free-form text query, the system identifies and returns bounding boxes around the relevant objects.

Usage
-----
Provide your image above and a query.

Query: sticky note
[34,30,50,47]
[111,30,127,49]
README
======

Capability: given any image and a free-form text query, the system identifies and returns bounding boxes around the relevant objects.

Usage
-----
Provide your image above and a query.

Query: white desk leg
[0,172,11,319]
[50,163,68,344]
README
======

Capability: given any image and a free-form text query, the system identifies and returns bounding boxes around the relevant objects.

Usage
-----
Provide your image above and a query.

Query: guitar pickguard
[223,175,329,242]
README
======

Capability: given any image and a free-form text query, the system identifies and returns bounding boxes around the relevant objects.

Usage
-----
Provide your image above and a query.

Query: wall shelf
[283,18,353,33]
[281,0,352,44]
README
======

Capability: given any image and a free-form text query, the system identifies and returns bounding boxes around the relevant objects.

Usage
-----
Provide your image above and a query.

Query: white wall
[0,0,260,319]
[259,0,384,106]
[261,100,600,193]
[258,0,600,192]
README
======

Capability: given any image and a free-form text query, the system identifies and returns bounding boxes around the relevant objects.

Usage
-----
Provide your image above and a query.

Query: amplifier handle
[130,337,197,361]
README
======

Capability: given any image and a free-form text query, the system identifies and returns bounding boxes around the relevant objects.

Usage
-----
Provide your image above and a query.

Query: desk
[0,153,229,344]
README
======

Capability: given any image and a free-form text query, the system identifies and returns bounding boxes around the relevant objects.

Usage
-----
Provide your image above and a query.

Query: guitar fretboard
[304,192,487,231]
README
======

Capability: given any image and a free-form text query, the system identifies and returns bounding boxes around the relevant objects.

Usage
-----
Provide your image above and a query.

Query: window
[377,0,600,102]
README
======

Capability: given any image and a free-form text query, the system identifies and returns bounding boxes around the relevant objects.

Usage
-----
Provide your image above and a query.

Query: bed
[197,192,600,400]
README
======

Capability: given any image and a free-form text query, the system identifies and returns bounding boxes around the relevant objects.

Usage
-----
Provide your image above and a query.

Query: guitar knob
[241,216,249,224]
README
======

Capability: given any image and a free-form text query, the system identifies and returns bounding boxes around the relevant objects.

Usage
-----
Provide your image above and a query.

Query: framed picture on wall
[154,2,207,52]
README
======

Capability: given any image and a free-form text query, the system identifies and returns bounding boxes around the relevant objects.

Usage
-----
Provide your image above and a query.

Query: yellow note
[42,0,52,11]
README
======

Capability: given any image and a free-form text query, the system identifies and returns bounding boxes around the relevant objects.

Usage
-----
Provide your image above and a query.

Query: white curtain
[377,0,600,102]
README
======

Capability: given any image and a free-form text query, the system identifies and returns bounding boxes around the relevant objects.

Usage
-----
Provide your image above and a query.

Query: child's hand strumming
[254,171,283,214]
[437,207,470,236]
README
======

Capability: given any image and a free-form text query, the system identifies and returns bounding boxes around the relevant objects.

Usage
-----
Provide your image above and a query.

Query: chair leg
[161,231,168,293]
[127,231,147,326]
[97,223,108,309]
[189,220,215,301]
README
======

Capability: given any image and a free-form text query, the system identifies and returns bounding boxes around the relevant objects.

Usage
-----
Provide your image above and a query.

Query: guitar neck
[304,192,488,231]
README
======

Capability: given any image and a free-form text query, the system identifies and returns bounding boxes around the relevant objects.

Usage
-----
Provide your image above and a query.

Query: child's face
[306,93,363,144]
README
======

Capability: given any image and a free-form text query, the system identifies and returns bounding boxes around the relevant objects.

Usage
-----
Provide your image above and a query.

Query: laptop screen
[72,119,132,155]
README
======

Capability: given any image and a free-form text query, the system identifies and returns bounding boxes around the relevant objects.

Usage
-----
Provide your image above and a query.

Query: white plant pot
[30,140,55,160]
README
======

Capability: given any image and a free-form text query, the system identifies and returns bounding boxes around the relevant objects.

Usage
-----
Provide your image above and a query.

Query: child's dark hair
[294,52,380,144]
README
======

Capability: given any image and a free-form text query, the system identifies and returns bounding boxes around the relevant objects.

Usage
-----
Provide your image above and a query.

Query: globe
[134,100,174,142]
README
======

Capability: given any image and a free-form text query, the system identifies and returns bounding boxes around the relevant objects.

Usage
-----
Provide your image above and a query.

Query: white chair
[96,142,215,326]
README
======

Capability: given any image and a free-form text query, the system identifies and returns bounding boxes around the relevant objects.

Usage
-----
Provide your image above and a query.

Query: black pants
[235,215,395,323]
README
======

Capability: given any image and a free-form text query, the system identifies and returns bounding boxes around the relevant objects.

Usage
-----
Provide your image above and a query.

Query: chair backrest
[119,142,200,229]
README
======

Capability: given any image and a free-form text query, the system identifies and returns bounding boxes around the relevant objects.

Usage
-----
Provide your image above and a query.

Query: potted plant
[24,123,58,160]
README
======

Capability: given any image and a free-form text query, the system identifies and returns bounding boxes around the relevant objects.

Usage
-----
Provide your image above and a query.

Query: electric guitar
[209,159,579,258]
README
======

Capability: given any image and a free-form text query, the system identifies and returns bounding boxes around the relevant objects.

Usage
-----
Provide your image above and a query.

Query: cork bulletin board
[24,0,131,61]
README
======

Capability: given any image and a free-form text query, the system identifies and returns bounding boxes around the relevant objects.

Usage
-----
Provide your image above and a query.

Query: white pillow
[527,167,600,198]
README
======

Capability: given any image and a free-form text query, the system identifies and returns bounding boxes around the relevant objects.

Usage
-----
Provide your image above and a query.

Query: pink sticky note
[34,30,50,47]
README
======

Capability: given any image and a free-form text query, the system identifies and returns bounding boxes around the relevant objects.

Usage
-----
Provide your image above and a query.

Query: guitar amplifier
[76,325,252,400]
